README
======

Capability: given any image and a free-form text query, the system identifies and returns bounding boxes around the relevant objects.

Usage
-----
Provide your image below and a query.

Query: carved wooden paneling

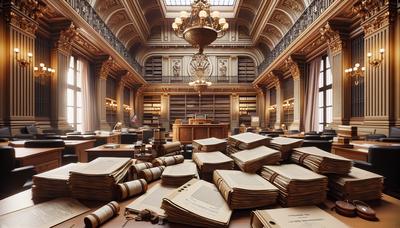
[282,77,294,100]
[350,35,365,118]
[35,36,51,118]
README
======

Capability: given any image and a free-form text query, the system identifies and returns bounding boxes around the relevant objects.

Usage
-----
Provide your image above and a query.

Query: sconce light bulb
[379,48,385,53]
[367,52,372,57]
[48,68,52,72]
[14,48,20,53]
[27,53,33,58]
[39,63,44,67]
[43,67,47,71]
[361,67,366,71]
[355,63,360,68]
[34,67,38,71]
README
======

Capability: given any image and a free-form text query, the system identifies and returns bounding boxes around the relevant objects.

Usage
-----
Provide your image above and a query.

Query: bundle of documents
[117,179,148,200]
[70,157,132,201]
[126,183,175,218]
[32,163,86,202]
[193,137,227,153]
[152,155,184,166]
[328,167,383,201]
[231,146,280,173]
[226,145,241,155]
[269,137,303,160]
[213,170,278,209]
[162,179,232,228]
[161,142,182,155]
[261,164,328,207]
[139,166,165,182]
[161,161,198,187]
[84,201,120,228]
[192,151,234,181]
[251,206,349,228]
[128,162,153,180]
[227,132,270,150]
[291,147,352,174]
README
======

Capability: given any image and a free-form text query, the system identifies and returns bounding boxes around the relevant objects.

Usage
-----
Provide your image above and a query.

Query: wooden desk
[172,123,229,144]
[85,144,138,162]
[1,182,399,228]
[332,140,400,161]
[14,148,62,173]
[61,133,121,145]
[9,140,96,163]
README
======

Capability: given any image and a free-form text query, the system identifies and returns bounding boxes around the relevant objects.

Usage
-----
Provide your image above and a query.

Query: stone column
[353,0,397,134]
[265,88,271,128]
[285,55,305,131]
[320,21,351,128]
[274,80,282,129]
[116,72,128,126]
[134,86,145,126]
[255,86,265,128]
[0,1,44,134]
[230,93,239,132]
[93,56,114,130]
[51,22,79,130]
[160,93,170,131]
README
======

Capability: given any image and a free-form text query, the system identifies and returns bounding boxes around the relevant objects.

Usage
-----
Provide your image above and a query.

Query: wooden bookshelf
[239,96,257,126]
[143,95,161,127]
[169,95,231,125]
[269,111,277,128]
[238,57,256,83]
[144,56,162,83]
[282,98,294,127]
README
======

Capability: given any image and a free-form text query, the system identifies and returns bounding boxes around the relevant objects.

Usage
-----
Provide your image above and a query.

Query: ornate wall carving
[54,23,79,53]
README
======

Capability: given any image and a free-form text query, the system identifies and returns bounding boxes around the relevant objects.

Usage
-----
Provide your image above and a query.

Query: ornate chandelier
[172,0,229,96]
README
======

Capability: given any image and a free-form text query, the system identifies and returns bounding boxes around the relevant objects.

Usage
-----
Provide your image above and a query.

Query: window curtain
[303,57,321,132]
[80,58,98,132]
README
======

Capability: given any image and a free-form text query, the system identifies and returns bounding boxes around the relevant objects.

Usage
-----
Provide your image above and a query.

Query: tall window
[67,56,83,132]
[318,56,333,131]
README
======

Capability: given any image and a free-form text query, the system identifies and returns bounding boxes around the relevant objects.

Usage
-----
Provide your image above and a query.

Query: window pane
[320,60,324,71]
[67,68,74,85]
[67,89,74,106]
[326,106,333,123]
[76,124,83,133]
[319,91,324,108]
[326,57,331,68]
[326,69,333,85]
[76,91,82,107]
[318,124,324,132]
[69,56,74,68]
[319,72,324,88]
[319,108,324,124]
[67,107,74,124]
[76,107,82,123]
[326,89,333,106]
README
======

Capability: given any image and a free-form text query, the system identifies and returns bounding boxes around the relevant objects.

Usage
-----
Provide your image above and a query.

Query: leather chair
[0,127,12,141]
[366,134,387,141]
[0,146,36,199]
[266,133,280,138]
[380,127,400,142]
[305,131,319,135]
[287,130,300,134]
[301,140,333,152]
[142,129,153,144]
[20,125,59,139]
[304,135,323,140]
[24,139,65,148]
[354,146,400,198]
[121,133,138,144]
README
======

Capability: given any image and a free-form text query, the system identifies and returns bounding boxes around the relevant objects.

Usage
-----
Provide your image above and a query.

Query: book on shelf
[162,179,232,228]
[231,146,280,173]
[161,161,199,187]
[260,164,328,207]
[291,147,352,174]
[328,167,383,201]
[213,170,278,209]
[269,136,303,160]
[251,206,349,228]
[227,132,271,150]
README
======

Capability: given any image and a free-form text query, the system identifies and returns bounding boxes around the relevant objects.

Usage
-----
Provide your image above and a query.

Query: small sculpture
[219,60,227,77]
[173,61,180,77]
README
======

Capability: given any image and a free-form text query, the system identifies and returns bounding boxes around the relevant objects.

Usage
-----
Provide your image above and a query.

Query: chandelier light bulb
[211,11,220,19]
[219,18,226,25]
[172,22,178,30]
[199,10,208,19]
[180,11,189,19]
[174,17,182,25]
[355,63,360,68]
[222,23,229,30]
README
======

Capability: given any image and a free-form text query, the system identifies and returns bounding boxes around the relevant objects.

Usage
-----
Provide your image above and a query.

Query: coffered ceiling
[87,0,312,56]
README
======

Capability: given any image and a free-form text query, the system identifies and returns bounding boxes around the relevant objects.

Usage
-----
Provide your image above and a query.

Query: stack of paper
[162,179,232,228]
[32,163,87,202]
[231,146,280,173]
[152,155,184,166]
[269,137,303,160]
[251,206,349,228]
[261,164,328,207]
[291,147,352,174]
[227,133,270,151]
[213,170,278,209]
[69,157,132,201]
[161,161,198,187]
[192,137,227,153]
[192,151,234,181]
[328,167,383,201]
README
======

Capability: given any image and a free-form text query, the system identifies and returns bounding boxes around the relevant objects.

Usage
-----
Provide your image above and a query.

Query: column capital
[285,56,301,80]
[53,22,79,54]
[95,56,114,80]
[352,0,391,22]
[320,21,350,55]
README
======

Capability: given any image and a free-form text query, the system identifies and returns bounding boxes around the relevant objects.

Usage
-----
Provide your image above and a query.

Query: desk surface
[9,140,96,148]
[1,181,399,228]
[86,144,149,152]
[14,147,63,159]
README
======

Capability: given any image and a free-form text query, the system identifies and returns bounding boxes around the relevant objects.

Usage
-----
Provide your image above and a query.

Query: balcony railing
[65,0,143,73]
[144,75,255,84]
[258,0,334,74]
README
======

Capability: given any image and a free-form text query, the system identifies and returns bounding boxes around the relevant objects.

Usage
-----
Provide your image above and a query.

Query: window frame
[318,55,333,131]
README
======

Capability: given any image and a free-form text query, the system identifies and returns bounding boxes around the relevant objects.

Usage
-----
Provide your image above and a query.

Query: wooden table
[1,181,399,228]
[332,140,400,161]
[14,147,63,173]
[85,144,139,162]
[61,133,121,146]
[172,123,229,144]
[9,140,96,163]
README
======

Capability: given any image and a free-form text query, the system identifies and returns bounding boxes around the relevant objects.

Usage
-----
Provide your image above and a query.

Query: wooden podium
[172,123,229,144]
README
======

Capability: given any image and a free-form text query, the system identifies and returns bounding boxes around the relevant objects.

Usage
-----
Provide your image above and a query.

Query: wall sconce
[14,48,32,67]
[282,99,294,110]
[268,105,276,112]
[345,63,365,86]
[105,98,117,111]
[34,63,55,77]
[123,104,132,112]
[367,48,384,67]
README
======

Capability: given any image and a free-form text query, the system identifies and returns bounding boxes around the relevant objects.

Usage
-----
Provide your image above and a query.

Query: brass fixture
[34,63,55,77]
[345,63,365,86]
[14,48,32,67]
[367,48,384,67]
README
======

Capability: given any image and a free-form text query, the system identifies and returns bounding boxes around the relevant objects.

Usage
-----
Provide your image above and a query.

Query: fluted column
[274,81,282,129]
[116,74,127,126]
[354,0,396,134]
[160,93,170,131]
[255,87,265,128]
[134,86,145,126]
[51,22,79,130]
[0,1,44,133]
[230,93,239,132]
[265,88,271,127]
